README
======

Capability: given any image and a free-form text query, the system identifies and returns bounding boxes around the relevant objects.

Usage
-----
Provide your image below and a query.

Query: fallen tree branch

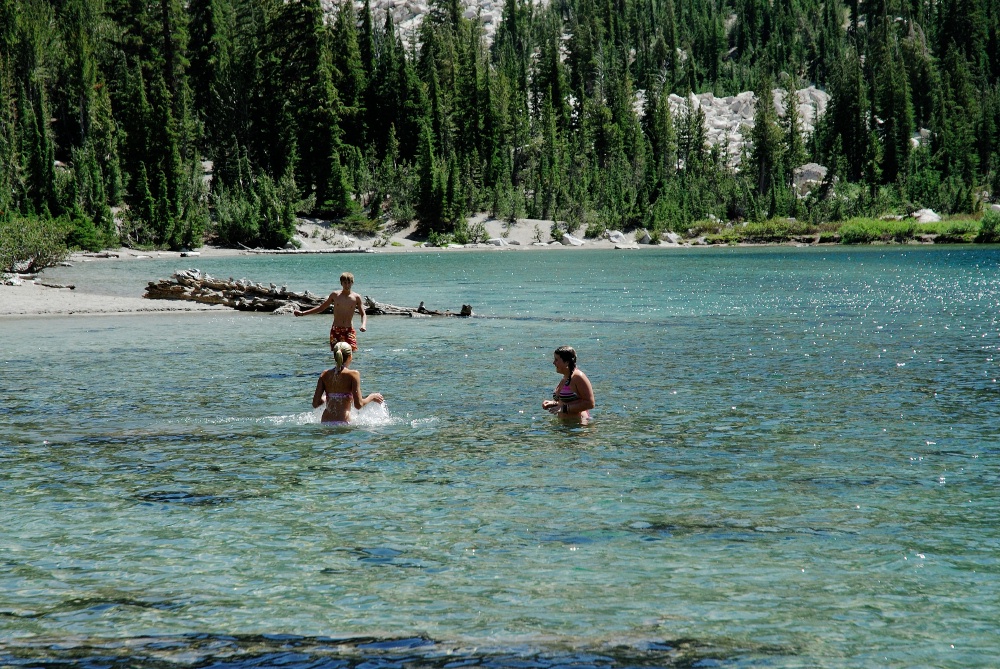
[144,269,472,316]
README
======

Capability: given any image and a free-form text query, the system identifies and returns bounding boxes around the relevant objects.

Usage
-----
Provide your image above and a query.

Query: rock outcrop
[662,87,829,165]
[326,2,828,160]
[144,269,472,316]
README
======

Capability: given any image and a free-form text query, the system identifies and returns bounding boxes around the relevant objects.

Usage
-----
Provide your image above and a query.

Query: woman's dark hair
[555,346,577,376]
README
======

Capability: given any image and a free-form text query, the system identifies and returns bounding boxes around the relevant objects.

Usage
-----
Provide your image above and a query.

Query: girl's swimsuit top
[553,377,580,403]
[326,392,352,400]
[325,370,352,402]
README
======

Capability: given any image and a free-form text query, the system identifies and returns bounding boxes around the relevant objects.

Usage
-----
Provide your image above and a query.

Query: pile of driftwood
[144,269,472,316]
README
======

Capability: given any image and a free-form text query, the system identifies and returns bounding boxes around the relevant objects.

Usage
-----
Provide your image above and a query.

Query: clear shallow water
[3,247,1000,668]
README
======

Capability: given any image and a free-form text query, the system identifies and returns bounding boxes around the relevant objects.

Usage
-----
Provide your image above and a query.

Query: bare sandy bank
[0,281,231,318]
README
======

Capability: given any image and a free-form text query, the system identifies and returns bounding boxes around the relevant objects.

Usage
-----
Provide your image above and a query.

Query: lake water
[2,246,999,668]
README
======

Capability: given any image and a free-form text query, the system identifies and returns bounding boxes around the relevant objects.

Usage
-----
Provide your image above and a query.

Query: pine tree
[188,0,235,139]
[0,53,21,215]
[277,0,347,214]
[873,34,913,184]
[935,47,979,182]
[781,85,807,179]
[748,81,784,207]
[642,80,676,183]
[415,120,444,231]
[824,47,870,182]
[21,82,58,216]
[331,0,367,147]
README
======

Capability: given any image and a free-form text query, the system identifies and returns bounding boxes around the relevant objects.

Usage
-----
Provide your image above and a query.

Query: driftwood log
[144,269,472,316]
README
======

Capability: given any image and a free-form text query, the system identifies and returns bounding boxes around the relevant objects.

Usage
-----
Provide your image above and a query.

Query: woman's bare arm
[312,375,327,408]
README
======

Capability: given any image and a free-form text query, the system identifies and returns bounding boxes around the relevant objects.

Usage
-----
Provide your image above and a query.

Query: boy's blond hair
[340,272,354,284]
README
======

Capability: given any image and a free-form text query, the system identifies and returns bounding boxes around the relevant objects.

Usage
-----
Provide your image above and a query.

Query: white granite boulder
[793,163,828,195]
[561,233,585,246]
[912,209,941,223]
[607,230,628,244]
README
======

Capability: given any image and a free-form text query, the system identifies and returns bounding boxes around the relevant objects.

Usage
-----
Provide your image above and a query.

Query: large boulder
[793,163,828,195]
[607,230,628,244]
[912,208,941,223]
[561,233,585,246]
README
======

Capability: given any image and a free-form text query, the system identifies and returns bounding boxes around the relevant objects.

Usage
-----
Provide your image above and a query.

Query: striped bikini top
[553,376,579,402]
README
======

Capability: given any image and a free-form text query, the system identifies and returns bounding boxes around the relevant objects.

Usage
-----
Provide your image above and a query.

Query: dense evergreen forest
[1,0,1000,256]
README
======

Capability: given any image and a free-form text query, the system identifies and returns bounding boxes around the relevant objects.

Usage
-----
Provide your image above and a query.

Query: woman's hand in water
[368,393,384,404]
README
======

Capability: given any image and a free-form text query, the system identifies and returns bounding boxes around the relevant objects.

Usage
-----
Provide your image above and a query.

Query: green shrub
[425,230,452,247]
[584,219,607,239]
[976,210,1000,243]
[838,218,916,244]
[740,218,813,243]
[686,219,723,238]
[337,213,382,237]
[704,229,739,245]
[0,215,70,273]
[63,209,113,251]
[933,219,977,243]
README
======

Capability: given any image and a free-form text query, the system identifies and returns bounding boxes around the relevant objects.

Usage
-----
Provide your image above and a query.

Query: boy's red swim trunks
[330,326,358,351]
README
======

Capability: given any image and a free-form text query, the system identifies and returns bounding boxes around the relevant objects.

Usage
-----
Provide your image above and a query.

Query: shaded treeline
[1,0,999,250]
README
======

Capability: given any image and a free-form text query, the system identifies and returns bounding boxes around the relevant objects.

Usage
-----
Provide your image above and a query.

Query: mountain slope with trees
[1,0,999,260]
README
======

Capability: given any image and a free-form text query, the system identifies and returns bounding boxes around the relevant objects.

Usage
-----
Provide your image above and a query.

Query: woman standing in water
[313,342,384,423]
[542,345,595,420]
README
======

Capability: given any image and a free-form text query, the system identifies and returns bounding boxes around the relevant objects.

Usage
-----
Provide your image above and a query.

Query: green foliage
[837,218,917,244]
[212,158,309,248]
[424,230,451,246]
[740,218,813,242]
[2,0,1000,249]
[62,208,114,251]
[928,219,977,243]
[0,213,69,272]
[685,219,724,238]
[337,213,382,237]
[976,209,1000,243]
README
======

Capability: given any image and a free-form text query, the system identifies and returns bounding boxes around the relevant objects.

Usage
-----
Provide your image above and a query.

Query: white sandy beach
[0,216,661,318]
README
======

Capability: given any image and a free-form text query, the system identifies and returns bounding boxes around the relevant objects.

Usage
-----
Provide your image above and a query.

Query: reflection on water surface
[2,247,1000,668]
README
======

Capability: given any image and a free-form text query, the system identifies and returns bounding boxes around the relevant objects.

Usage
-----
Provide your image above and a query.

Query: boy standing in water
[294,272,367,351]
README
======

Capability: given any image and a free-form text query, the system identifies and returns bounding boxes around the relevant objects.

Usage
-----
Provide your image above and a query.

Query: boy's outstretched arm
[356,293,367,331]
[295,292,336,317]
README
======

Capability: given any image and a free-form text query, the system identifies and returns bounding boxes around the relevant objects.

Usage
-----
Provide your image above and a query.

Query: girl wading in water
[542,346,595,421]
[313,342,384,423]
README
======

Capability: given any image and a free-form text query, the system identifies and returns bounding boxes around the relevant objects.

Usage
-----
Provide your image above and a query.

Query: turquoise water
[2,247,1000,668]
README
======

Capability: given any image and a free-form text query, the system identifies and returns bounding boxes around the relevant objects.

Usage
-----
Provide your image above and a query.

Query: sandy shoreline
[0,217,662,318]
